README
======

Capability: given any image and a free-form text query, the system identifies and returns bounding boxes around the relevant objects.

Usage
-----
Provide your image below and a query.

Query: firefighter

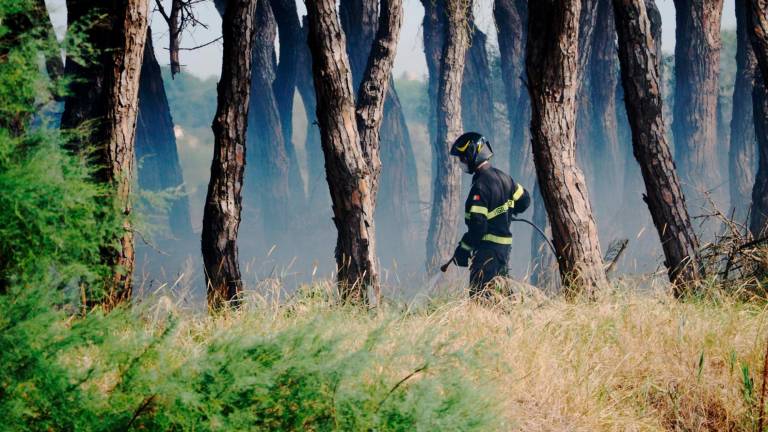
[449,132,531,297]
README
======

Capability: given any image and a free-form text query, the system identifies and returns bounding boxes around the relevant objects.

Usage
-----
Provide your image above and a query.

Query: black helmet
[450,132,493,173]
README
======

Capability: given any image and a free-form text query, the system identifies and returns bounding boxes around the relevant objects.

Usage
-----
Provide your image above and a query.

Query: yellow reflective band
[460,241,473,251]
[482,234,513,245]
[512,184,524,201]
[465,212,470,220]
[469,205,488,216]
[456,140,471,152]
[487,202,510,219]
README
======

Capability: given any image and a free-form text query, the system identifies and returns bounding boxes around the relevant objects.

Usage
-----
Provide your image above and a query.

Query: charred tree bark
[747,0,768,235]
[526,0,608,297]
[61,0,149,306]
[421,0,446,147]
[612,0,701,290]
[424,0,472,274]
[730,0,758,222]
[462,24,494,139]
[306,0,402,301]
[136,28,193,240]
[201,0,257,309]
[672,0,725,196]
[494,0,530,179]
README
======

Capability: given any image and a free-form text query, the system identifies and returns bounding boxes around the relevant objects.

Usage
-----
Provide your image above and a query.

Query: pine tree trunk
[526,0,608,298]
[201,0,258,309]
[61,0,149,306]
[587,0,621,207]
[296,16,325,208]
[271,0,306,205]
[306,0,401,301]
[494,0,530,180]
[136,28,193,241]
[340,0,418,259]
[421,0,446,147]
[461,25,494,139]
[245,0,290,246]
[747,0,768,235]
[672,0,725,196]
[424,0,472,274]
[730,0,757,223]
[612,0,701,290]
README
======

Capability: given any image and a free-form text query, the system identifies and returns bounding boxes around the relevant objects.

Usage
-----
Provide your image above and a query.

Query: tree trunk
[526,0,608,297]
[672,0,725,197]
[421,0,446,147]
[306,0,402,301]
[730,1,756,224]
[136,28,193,241]
[201,0,258,309]
[61,0,149,306]
[747,0,768,235]
[244,0,290,246]
[296,16,326,208]
[494,0,530,180]
[424,0,472,274]
[340,0,418,260]
[587,0,621,208]
[461,25,494,139]
[612,0,701,290]
[271,0,306,205]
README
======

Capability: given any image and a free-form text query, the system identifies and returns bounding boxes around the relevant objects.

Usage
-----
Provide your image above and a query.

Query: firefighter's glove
[453,244,471,267]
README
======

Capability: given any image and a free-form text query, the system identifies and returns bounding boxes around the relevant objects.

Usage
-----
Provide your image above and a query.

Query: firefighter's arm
[511,182,531,215]
[454,187,489,267]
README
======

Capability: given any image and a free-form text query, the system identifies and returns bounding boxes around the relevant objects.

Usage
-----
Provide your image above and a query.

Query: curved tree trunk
[612,0,701,290]
[494,0,530,180]
[672,0,725,197]
[526,0,608,298]
[424,0,472,274]
[136,28,193,241]
[201,0,257,309]
[730,0,758,223]
[61,0,149,306]
[747,0,768,235]
[306,0,402,301]
[340,0,418,260]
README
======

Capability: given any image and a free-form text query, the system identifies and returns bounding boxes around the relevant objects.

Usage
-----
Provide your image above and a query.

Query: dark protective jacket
[459,166,531,254]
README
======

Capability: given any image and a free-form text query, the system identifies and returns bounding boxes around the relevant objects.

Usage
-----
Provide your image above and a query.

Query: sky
[46,0,737,81]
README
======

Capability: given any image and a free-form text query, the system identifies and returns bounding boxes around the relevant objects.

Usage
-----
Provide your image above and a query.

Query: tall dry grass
[128,279,768,431]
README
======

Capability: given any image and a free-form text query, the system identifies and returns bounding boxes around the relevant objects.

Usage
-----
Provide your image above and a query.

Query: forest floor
[127,279,768,431]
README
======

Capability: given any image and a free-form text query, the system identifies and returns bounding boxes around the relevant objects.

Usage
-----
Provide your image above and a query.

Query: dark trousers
[469,247,509,298]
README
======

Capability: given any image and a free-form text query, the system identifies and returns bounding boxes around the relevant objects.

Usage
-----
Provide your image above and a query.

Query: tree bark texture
[424,0,472,274]
[244,0,291,245]
[201,0,257,309]
[306,0,401,301]
[494,0,531,180]
[526,0,608,297]
[730,0,758,223]
[612,0,701,289]
[672,0,725,195]
[747,0,768,235]
[340,0,417,256]
[421,0,446,145]
[461,25,494,140]
[61,0,149,306]
[136,28,193,240]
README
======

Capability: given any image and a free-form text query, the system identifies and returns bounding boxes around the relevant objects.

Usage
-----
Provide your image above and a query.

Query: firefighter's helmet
[450,132,493,173]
